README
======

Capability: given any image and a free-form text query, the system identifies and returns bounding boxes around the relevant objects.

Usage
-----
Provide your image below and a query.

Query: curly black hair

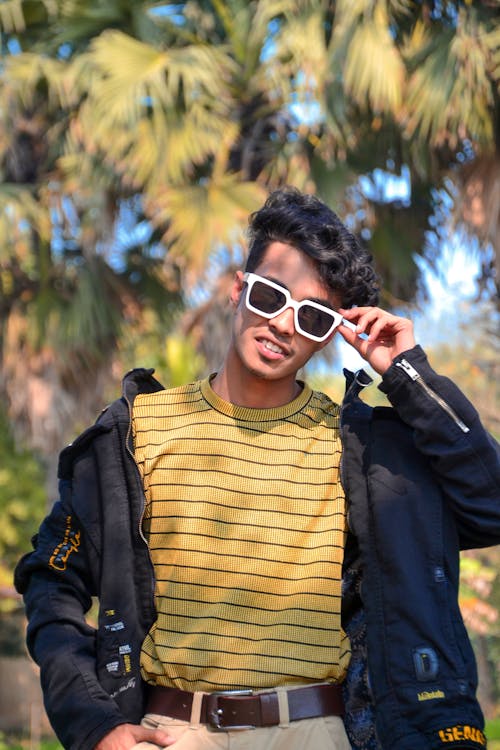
[245,187,379,308]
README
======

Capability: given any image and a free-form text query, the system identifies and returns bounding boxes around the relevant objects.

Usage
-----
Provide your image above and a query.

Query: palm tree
[303,0,500,304]
[1,0,499,470]
[0,0,305,463]
[0,2,191,491]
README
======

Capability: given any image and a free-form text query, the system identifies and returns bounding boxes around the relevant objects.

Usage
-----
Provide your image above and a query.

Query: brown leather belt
[146,683,344,731]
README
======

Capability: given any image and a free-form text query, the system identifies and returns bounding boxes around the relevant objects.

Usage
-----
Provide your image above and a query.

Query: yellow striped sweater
[132,376,350,691]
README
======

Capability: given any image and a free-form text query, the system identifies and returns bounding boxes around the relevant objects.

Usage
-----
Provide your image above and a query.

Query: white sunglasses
[243,272,354,342]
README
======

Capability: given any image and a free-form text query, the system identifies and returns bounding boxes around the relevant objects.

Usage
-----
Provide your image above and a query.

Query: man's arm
[339,307,500,548]
[15,444,175,750]
[379,345,500,548]
[15,487,130,750]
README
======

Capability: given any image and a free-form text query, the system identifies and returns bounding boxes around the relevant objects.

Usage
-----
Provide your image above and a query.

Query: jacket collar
[343,368,373,402]
[121,366,373,411]
[122,367,165,407]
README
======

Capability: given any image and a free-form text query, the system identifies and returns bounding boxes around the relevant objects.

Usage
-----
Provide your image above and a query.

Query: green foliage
[0,733,62,750]
[1,0,499,316]
[118,309,206,386]
[487,718,500,740]
[0,1,498,454]
[0,407,47,609]
[164,335,206,387]
[0,610,26,655]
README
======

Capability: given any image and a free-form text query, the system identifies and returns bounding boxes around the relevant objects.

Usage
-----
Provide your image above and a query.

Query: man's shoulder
[309,387,341,412]
[304,387,343,428]
[95,367,167,421]
[134,379,201,402]
[121,366,166,401]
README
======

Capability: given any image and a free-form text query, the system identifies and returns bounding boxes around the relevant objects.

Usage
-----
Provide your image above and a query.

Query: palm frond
[72,96,233,188]
[245,0,294,65]
[85,30,233,126]
[0,0,25,33]
[5,52,76,110]
[0,184,51,264]
[343,4,405,115]
[146,177,266,273]
[51,257,124,359]
[277,9,328,89]
[404,9,498,149]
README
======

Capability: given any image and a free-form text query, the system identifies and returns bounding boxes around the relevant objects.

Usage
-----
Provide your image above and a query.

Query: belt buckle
[206,690,255,731]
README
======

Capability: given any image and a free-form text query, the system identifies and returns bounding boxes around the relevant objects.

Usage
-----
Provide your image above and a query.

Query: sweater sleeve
[378,345,500,549]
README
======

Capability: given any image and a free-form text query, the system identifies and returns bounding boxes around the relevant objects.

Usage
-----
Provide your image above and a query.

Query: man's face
[229,241,339,385]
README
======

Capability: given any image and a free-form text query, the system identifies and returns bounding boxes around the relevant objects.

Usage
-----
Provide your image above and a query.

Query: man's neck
[210,368,303,409]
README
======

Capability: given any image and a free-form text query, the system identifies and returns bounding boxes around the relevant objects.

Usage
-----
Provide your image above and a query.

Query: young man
[15,188,500,750]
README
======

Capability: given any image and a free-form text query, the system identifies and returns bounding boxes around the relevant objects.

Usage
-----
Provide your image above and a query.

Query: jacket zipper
[395,359,470,433]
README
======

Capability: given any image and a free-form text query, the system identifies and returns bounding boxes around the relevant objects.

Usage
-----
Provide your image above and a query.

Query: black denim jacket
[15,347,500,750]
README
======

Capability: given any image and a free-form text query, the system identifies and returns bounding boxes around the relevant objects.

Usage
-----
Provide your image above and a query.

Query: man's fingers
[132,726,176,747]
[95,723,177,750]
[338,306,416,374]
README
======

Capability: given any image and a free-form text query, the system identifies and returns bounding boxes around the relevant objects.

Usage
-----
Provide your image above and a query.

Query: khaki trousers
[135,710,352,749]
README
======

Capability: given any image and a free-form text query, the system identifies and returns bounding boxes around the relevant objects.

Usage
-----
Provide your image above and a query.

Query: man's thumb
[135,726,176,747]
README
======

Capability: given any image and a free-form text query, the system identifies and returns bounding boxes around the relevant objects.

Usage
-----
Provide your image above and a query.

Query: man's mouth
[257,337,289,358]
[263,340,285,354]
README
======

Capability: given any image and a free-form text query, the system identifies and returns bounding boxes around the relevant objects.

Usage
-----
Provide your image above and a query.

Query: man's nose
[269,306,295,337]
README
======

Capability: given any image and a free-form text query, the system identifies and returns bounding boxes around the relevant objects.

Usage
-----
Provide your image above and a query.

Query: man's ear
[230,271,245,309]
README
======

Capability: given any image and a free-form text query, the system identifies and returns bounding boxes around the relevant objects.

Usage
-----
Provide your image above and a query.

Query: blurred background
[0,1,499,747]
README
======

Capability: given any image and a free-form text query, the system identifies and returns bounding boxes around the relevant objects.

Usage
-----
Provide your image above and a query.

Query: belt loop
[189,691,204,729]
[276,687,290,728]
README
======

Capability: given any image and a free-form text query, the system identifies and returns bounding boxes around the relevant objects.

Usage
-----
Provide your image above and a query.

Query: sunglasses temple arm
[341,318,370,340]
[341,318,357,332]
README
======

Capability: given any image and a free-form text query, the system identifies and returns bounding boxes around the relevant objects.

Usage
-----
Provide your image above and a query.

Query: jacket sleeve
[378,345,500,549]
[14,423,129,750]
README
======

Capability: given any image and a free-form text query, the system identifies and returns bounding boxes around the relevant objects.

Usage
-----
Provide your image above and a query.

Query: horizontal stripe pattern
[133,378,349,691]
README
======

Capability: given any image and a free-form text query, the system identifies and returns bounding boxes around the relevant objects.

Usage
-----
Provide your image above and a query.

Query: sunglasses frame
[242,272,343,342]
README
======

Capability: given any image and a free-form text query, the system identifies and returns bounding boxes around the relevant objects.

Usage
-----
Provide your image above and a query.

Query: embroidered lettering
[106,661,119,673]
[438,726,486,745]
[119,644,131,654]
[123,653,131,673]
[105,621,125,632]
[110,677,136,699]
[417,690,445,701]
[49,516,81,571]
